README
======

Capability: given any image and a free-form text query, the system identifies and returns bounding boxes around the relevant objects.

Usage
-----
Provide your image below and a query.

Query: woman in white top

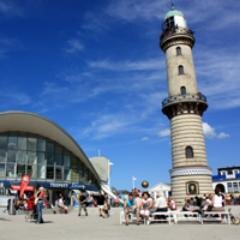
[213,190,224,210]
[155,194,168,212]
[140,192,153,222]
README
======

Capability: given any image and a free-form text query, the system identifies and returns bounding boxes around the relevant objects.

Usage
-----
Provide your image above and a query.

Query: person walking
[78,191,88,216]
[124,193,136,225]
[35,187,46,224]
[58,193,68,214]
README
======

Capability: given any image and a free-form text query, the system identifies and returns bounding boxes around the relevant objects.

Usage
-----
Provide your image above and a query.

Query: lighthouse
[160,7,213,204]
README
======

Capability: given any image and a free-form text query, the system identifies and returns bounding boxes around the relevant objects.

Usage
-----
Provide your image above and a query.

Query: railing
[212,175,227,181]
[162,93,207,107]
[212,174,240,181]
[160,26,194,43]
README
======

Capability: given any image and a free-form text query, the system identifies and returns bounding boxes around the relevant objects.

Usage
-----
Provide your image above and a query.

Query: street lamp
[108,161,114,189]
[132,176,137,190]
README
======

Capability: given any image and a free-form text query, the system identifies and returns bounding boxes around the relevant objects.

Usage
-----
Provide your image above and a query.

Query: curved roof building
[0,111,101,195]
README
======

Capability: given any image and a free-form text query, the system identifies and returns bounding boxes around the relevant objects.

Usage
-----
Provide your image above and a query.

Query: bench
[202,210,231,224]
[175,211,203,224]
[147,211,175,225]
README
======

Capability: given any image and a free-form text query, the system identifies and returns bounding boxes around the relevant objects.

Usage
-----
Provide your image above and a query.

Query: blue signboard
[0,179,99,191]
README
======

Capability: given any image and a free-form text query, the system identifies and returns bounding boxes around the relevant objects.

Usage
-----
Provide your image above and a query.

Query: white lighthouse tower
[160,7,213,204]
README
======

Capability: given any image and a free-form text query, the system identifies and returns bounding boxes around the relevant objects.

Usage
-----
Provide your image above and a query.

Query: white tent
[149,183,171,200]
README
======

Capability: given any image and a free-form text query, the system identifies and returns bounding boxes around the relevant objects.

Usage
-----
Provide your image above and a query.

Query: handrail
[162,93,207,107]
[161,26,194,42]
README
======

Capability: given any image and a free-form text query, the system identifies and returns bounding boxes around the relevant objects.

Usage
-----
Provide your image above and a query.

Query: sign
[69,183,86,190]
[49,182,69,188]
[0,179,99,191]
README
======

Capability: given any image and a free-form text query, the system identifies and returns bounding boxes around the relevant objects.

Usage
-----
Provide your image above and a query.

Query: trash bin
[8,198,16,215]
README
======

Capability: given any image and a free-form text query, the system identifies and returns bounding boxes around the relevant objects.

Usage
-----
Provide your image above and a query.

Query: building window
[17,164,25,177]
[0,132,94,185]
[0,163,5,177]
[176,47,182,56]
[220,171,226,176]
[27,138,37,151]
[8,136,17,150]
[233,182,238,192]
[6,163,15,177]
[234,170,239,175]
[55,167,63,180]
[185,146,194,158]
[46,166,54,179]
[18,137,27,150]
[178,65,184,75]
[0,136,8,149]
[7,150,16,163]
[180,86,187,95]
[165,16,174,29]
[0,150,6,162]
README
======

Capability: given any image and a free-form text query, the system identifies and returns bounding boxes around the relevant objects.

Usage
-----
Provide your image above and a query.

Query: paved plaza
[0,208,240,240]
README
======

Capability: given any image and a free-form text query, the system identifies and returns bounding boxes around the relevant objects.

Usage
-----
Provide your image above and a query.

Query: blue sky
[0,0,240,190]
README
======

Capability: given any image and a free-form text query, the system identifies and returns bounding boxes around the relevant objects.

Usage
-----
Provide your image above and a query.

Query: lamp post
[108,161,114,190]
[132,176,137,190]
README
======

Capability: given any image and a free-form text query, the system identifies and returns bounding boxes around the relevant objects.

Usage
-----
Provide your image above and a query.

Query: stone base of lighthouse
[170,167,213,206]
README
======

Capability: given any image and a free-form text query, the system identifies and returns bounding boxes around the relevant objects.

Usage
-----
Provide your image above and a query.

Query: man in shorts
[124,193,136,225]
[78,191,88,216]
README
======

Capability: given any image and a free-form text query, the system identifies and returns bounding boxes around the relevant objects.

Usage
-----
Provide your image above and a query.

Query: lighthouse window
[185,146,194,158]
[176,47,182,56]
[165,16,174,29]
[180,86,187,95]
[178,65,184,75]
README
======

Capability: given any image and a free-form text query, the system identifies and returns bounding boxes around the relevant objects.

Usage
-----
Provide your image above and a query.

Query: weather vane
[170,0,175,9]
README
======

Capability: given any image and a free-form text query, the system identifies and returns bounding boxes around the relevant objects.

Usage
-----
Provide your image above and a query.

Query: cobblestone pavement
[0,208,240,240]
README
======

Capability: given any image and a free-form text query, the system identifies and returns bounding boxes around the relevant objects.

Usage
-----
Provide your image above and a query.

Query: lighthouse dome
[164,9,184,20]
[163,8,187,29]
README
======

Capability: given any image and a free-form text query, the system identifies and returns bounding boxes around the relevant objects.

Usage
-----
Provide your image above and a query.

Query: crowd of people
[122,188,232,225]
[9,186,112,224]
[76,191,110,218]
[6,186,240,226]
[12,187,48,224]
[123,189,177,225]
[182,189,225,214]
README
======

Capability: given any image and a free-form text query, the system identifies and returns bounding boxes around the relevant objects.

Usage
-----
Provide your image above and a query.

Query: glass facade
[0,132,96,184]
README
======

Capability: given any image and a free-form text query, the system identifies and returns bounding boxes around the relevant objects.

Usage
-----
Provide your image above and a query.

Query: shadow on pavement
[0,217,10,221]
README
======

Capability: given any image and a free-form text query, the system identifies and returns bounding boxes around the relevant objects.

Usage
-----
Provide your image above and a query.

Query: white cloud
[89,58,162,72]
[106,0,165,22]
[196,48,240,110]
[158,128,170,138]
[140,136,149,142]
[202,122,229,140]
[156,123,229,140]
[183,0,240,29]
[82,114,133,140]
[202,122,215,138]
[217,132,230,139]
[65,39,84,54]
[106,0,240,31]
[1,91,31,106]
[82,11,110,33]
